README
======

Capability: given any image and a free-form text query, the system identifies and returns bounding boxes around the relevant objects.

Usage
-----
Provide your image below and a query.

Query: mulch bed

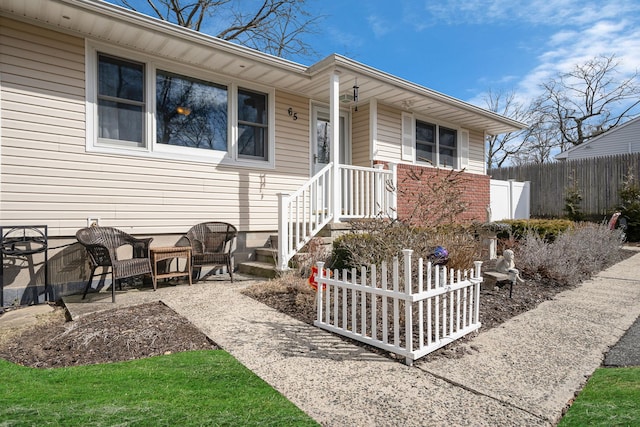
[0,302,217,368]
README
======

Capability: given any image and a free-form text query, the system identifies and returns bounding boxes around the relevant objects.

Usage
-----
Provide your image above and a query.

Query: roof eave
[308,54,528,134]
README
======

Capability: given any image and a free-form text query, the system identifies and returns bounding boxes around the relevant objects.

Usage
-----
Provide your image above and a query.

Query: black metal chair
[186,222,237,282]
[76,226,153,303]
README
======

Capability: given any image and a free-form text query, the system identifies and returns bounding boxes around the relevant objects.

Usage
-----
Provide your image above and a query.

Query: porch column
[330,71,341,223]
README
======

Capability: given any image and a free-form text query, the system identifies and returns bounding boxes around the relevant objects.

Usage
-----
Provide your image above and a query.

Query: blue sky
[299,0,640,108]
[110,0,640,110]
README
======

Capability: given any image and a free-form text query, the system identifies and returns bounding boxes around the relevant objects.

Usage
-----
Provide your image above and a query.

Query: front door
[311,106,350,213]
[312,106,350,175]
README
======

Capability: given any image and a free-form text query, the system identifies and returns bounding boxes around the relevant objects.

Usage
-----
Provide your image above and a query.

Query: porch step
[240,222,352,279]
[256,247,278,264]
[268,234,336,250]
[237,261,278,279]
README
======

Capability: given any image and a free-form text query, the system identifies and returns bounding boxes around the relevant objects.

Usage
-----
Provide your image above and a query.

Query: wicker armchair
[186,222,237,282]
[76,226,153,303]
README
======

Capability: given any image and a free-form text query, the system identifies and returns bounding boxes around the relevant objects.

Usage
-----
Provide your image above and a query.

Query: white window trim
[85,40,275,169]
[402,112,467,170]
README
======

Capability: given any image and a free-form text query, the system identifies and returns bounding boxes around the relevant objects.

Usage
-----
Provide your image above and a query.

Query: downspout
[330,71,341,223]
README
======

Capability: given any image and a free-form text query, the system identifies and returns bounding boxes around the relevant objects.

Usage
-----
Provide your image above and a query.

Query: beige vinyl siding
[274,91,310,175]
[374,103,402,162]
[0,18,311,236]
[351,103,370,167]
[466,129,485,174]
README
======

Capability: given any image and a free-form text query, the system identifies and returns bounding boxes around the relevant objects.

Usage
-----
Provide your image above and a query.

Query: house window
[89,45,274,167]
[156,70,228,151]
[416,119,457,167]
[97,54,145,147]
[237,88,268,160]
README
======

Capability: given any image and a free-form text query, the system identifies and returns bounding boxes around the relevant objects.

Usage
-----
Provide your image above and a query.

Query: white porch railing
[315,250,483,366]
[277,163,396,271]
[339,164,396,219]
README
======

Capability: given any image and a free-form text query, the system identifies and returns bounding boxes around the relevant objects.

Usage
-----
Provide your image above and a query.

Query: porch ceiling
[1,0,527,136]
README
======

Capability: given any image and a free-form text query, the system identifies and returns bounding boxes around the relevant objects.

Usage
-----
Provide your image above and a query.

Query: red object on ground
[308,266,328,291]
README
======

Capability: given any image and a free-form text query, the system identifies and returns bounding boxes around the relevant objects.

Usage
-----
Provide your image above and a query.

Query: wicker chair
[186,222,237,282]
[76,226,153,303]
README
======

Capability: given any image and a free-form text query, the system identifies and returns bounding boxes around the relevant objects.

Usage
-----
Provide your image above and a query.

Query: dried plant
[333,223,481,275]
[291,237,332,278]
[399,167,471,227]
[516,222,625,286]
[332,166,481,274]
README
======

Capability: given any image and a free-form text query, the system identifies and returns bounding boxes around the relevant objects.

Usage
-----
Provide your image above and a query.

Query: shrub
[564,184,583,221]
[331,222,481,272]
[330,165,482,274]
[291,237,332,278]
[497,219,575,242]
[515,222,625,286]
[618,169,640,242]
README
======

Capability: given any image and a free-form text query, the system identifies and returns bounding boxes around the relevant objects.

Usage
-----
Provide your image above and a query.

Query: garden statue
[495,249,525,285]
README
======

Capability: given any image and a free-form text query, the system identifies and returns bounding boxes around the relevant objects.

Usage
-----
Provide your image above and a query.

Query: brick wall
[392,163,490,224]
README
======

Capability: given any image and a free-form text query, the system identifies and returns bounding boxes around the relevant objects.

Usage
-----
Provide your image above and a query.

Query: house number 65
[288,107,298,120]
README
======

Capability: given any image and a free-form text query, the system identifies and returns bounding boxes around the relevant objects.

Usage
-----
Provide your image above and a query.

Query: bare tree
[535,54,640,150]
[116,0,320,59]
[511,110,557,165]
[483,89,531,169]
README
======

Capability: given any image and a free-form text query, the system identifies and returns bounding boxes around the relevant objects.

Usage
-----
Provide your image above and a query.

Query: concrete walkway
[60,252,640,427]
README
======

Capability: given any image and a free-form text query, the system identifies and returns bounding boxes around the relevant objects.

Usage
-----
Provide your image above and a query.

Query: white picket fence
[315,250,483,365]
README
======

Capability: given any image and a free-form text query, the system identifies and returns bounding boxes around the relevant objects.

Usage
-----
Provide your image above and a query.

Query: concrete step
[269,235,334,251]
[246,222,349,278]
[255,247,277,264]
[237,261,278,279]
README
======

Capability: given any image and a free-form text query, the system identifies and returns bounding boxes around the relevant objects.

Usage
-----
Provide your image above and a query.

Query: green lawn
[0,350,319,426]
[559,367,640,426]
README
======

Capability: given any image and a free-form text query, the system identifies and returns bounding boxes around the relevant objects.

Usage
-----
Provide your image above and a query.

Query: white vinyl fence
[490,179,530,221]
[315,250,483,366]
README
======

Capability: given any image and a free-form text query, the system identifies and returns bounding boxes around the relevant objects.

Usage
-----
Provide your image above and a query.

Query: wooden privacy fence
[315,250,483,366]
[489,153,640,217]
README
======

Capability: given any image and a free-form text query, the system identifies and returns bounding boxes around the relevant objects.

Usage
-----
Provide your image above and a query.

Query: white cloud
[367,15,392,38]
[324,27,365,56]
[516,18,640,102]
[452,0,640,110]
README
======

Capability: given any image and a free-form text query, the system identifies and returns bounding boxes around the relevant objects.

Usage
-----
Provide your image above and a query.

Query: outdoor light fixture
[338,78,360,110]
[353,78,359,111]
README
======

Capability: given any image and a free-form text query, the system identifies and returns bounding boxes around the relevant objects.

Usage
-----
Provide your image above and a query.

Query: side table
[150,246,192,290]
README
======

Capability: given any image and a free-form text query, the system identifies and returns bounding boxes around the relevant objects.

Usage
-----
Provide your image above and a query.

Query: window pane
[440,127,457,148]
[439,148,455,168]
[316,119,330,164]
[97,54,145,146]
[416,121,435,164]
[416,121,435,143]
[98,54,143,102]
[238,124,265,158]
[238,88,268,160]
[98,100,143,143]
[156,71,228,151]
[439,126,457,167]
[238,89,267,124]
